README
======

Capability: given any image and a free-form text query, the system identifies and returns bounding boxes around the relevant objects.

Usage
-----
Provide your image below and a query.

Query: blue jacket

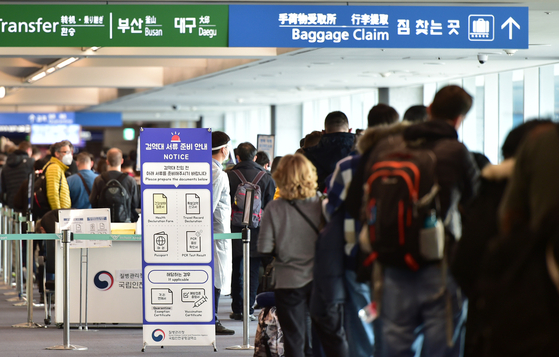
[67,169,98,209]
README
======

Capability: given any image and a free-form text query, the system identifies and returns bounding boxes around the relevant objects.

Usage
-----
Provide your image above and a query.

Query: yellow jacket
[44,157,71,210]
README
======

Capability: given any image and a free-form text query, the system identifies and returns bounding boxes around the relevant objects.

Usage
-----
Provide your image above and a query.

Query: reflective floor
[0,280,255,357]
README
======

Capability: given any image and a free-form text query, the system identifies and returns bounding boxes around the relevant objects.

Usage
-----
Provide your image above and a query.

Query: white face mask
[62,153,73,166]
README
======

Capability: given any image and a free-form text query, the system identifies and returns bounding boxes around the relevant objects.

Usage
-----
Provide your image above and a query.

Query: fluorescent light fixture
[56,57,78,69]
[30,71,46,82]
[0,86,5,99]
[81,46,101,51]
[24,57,81,83]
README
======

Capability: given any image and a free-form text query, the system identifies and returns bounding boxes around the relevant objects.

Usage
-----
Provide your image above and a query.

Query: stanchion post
[46,230,87,351]
[13,218,43,328]
[5,208,13,287]
[11,212,25,303]
[226,187,255,351]
[1,205,9,286]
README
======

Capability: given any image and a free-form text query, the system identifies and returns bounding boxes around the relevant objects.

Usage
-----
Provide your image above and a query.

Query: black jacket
[227,160,276,258]
[305,132,355,192]
[401,120,479,222]
[1,150,35,208]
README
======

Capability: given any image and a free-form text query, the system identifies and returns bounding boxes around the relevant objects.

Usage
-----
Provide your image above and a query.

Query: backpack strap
[252,171,267,185]
[76,172,91,195]
[288,200,319,234]
[232,170,248,185]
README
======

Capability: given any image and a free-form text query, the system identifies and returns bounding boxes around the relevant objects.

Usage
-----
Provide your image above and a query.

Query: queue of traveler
[209,85,559,357]
[0,141,140,223]
[1,84,558,356]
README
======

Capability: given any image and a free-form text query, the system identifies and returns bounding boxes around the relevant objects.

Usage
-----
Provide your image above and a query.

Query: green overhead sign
[0,5,228,46]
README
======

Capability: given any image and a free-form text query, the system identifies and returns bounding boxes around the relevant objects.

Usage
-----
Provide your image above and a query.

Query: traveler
[363,85,479,357]
[44,140,73,211]
[304,111,355,192]
[1,141,35,209]
[227,142,276,321]
[322,103,401,357]
[452,119,554,356]
[67,152,98,209]
[258,154,322,357]
[89,148,140,222]
[211,131,235,336]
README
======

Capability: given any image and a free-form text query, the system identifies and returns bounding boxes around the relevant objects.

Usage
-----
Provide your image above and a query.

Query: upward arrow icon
[501,17,520,40]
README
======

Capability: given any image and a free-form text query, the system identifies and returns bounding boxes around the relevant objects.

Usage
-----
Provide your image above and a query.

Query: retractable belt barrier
[0,230,241,351]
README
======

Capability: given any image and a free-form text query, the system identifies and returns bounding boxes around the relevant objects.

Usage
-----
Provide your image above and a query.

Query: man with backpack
[67,152,98,209]
[89,148,140,223]
[362,86,479,357]
[227,142,276,321]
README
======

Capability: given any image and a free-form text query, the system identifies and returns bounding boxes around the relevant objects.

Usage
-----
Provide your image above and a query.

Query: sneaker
[215,321,235,335]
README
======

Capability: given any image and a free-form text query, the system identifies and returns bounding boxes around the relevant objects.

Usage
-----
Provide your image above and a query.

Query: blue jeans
[344,269,375,357]
[381,265,462,357]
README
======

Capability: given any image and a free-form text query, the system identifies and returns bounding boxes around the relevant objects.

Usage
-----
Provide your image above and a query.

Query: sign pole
[46,230,87,351]
[227,188,255,350]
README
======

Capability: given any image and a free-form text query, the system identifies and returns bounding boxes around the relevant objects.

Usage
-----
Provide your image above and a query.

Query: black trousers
[231,256,261,314]
[275,282,314,357]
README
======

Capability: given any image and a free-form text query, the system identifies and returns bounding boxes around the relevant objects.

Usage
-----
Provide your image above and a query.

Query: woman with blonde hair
[258,153,322,357]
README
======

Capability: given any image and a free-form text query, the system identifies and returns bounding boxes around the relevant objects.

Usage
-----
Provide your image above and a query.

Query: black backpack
[98,172,132,223]
[33,163,55,219]
[231,170,266,228]
[362,136,442,271]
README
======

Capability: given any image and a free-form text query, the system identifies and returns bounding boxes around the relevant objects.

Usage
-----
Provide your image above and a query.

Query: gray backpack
[231,170,266,228]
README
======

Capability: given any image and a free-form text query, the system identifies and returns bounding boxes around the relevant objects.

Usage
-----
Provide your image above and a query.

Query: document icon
[154,232,168,252]
[185,193,200,215]
[153,193,168,214]
[186,231,201,252]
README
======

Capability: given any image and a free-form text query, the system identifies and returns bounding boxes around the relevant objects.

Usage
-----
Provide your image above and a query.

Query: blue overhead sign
[0,112,122,126]
[229,5,528,49]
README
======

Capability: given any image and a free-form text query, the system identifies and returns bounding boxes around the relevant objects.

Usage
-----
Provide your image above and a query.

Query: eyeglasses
[59,150,72,155]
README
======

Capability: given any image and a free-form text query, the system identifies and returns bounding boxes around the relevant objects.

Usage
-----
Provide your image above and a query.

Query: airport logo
[152,329,166,342]
[171,131,181,142]
[93,271,114,291]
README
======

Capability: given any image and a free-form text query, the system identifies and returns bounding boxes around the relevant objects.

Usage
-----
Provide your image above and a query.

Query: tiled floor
[0,280,256,357]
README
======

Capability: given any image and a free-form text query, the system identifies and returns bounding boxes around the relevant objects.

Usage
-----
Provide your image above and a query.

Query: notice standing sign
[140,128,214,350]
[229,5,528,49]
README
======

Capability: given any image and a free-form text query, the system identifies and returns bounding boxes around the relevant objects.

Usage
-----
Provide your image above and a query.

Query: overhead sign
[0,5,227,47]
[0,112,121,126]
[140,128,215,350]
[229,5,528,48]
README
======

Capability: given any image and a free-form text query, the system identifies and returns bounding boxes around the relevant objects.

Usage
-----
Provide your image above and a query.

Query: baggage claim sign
[140,128,215,350]
[229,5,528,49]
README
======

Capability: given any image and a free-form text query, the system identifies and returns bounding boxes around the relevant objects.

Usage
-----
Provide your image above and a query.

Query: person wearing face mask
[44,140,73,210]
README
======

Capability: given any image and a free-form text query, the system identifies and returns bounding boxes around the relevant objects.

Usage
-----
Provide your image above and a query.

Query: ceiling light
[30,71,46,82]
[56,57,78,69]
[81,46,101,51]
[23,57,81,83]
[0,87,5,99]
[380,72,392,78]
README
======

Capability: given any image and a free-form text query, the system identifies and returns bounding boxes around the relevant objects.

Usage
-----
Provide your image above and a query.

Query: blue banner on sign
[229,5,528,49]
